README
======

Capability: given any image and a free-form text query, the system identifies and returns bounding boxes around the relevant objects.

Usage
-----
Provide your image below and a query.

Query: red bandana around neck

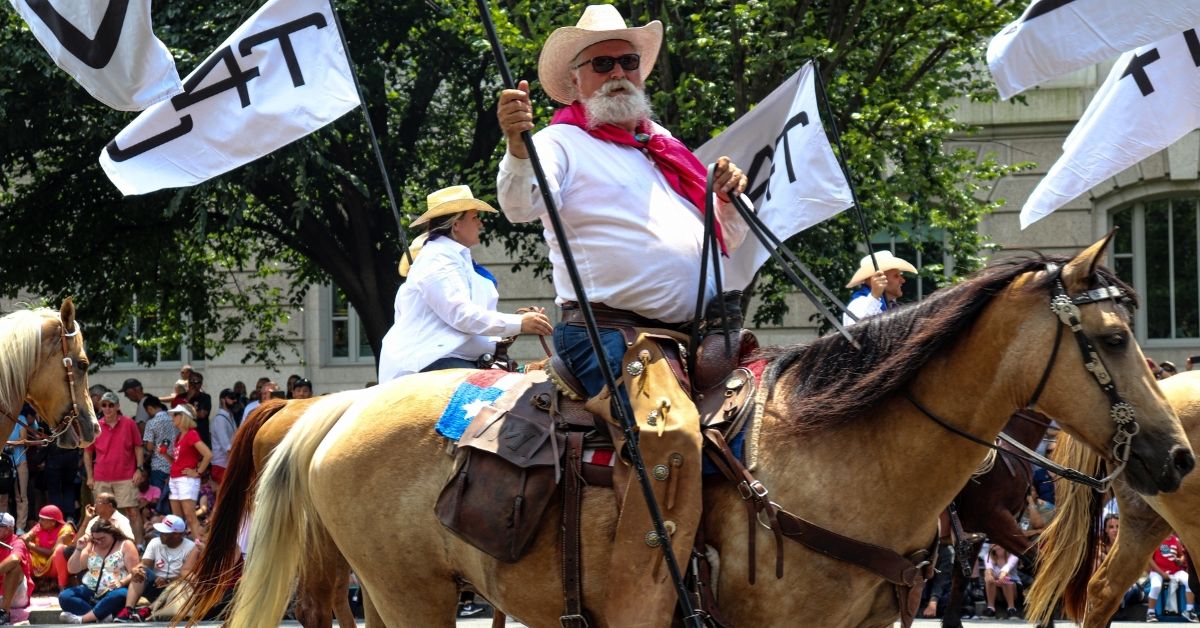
[550,101,726,253]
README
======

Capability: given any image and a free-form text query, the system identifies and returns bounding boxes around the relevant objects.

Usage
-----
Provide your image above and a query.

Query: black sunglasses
[572,53,640,74]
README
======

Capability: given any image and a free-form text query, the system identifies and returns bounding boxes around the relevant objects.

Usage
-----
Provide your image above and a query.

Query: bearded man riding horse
[497,4,753,625]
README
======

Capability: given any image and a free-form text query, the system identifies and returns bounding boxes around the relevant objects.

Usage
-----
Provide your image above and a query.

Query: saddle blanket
[435,370,526,441]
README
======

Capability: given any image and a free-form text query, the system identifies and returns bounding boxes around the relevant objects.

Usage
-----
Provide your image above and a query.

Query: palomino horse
[941,411,1051,628]
[226,237,1193,627]
[1028,371,1200,626]
[181,397,362,628]
[0,300,98,450]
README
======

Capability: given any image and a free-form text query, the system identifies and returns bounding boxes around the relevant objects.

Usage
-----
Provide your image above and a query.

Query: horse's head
[20,299,99,449]
[1020,234,1193,495]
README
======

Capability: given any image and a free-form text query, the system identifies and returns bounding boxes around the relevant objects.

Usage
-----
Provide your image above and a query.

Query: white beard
[582,78,653,128]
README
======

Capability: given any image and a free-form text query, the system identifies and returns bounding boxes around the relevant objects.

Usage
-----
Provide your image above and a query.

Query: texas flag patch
[435,370,525,440]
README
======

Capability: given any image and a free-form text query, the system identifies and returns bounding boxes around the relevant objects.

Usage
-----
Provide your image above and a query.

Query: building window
[1111,198,1200,341]
[328,286,374,363]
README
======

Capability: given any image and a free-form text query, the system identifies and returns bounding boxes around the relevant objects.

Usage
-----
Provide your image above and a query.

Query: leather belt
[559,302,688,334]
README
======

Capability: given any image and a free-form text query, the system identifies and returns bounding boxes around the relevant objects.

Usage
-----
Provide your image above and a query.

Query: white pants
[1149,570,1189,599]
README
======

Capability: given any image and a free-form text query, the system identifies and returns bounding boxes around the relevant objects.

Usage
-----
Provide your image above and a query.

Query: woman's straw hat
[408,185,497,228]
[537,4,662,105]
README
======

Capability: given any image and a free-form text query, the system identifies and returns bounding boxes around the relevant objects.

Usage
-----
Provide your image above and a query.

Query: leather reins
[904,267,1138,492]
[0,320,85,446]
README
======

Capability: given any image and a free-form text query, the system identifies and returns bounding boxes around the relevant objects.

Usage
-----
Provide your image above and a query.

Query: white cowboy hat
[845,251,918,288]
[408,185,497,229]
[537,4,663,105]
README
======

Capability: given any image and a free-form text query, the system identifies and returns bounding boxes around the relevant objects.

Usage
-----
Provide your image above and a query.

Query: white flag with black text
[99,0,360,195]
[988,0,1200,100]
[7,0,182,110]
[1021,29,1200,228]
[695,62,853,290]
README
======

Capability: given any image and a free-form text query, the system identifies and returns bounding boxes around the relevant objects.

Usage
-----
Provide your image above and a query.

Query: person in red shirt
[165,405,211,542]
[83,392,144,547]
[1147,533,1197,622]
[0,512,33,624]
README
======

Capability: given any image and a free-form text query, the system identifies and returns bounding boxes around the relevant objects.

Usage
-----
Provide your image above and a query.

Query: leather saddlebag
[435,404,563,563]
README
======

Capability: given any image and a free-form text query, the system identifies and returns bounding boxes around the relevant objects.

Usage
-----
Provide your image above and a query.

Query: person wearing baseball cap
[843,250,918,325]
[0,512,32,623]
[86,391,145,547]
[113,515,197,622]
[118,379,150,427]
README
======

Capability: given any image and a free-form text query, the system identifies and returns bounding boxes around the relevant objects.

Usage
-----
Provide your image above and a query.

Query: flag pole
[813,61,878,272]
[473,2,703,625]
[326,0,413,266]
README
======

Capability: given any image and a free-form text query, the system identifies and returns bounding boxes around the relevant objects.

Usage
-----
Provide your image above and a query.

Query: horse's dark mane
[755,254,1134,436]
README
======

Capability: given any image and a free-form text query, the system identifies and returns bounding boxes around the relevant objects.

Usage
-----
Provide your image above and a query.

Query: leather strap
[702,428,936,627]
[560,430,588,628]
[560,302,687,334]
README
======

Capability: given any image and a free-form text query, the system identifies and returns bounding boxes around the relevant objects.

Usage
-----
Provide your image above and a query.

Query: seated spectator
[1021,488,1055,538]
[23,505,74,592]
[59,519,139,623]
[1147,532,1197,622]
[78,493,135,543]
[1096,515,1148,609]
[113,515,197,622]
[0,513,33,624]
[983,543,1020,619]
[169,382,188,409]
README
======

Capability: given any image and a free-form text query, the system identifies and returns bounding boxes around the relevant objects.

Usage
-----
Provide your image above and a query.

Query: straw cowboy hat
[845,251,918,288]
[538,4,663,105]
[400,186,498,276]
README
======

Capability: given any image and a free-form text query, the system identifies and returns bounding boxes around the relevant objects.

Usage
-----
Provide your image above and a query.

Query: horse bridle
[905,266,1138,492]
[0,320,85,446]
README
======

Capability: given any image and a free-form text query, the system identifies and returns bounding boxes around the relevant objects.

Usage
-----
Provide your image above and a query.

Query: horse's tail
[1025,431,1105,624]
[227,390,361,628]
[176,399,289,625]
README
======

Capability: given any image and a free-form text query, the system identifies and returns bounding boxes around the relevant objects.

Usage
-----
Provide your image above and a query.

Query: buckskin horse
[1028,370,1200,627]
[213,237,1192,627]
[0,300,98,451]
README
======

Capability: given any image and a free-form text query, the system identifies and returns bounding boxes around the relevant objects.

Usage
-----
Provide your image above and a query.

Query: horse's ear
[59,297,76,333]
[1062,231,1116,293]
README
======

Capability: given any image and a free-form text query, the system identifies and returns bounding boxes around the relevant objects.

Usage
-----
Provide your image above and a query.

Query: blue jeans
[59,584,129,619]
[149,469,171,515]
[552,323,628,397]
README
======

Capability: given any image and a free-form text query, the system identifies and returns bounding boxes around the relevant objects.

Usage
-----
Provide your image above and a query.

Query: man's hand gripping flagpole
[473,2,705,626]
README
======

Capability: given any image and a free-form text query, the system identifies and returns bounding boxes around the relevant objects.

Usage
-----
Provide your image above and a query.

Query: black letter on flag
[1023,0,1079,22]
[1121,48,1162,97]
[238,13,327,87]
[1185,29,1200,67]
[23,0,129,69]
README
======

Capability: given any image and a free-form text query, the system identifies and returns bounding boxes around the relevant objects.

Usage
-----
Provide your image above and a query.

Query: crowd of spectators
[0,366,313,623]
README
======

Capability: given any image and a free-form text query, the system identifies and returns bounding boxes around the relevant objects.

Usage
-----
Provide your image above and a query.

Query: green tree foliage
[0,0,1023,368]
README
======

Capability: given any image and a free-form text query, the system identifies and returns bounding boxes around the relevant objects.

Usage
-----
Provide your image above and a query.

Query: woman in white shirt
[377,186,552,381]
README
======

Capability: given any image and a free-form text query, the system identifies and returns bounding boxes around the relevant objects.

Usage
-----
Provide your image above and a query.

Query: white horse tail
[227,390,361,628]
[1026,431,1105,624]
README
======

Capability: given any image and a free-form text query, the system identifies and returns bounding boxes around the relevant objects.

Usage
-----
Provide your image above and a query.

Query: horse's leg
[362,586,383,628]
[1083,487,1171,627]
[942,559,967,628]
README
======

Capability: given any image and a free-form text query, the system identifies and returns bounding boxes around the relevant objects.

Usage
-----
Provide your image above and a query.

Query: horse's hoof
[941,617,963,628]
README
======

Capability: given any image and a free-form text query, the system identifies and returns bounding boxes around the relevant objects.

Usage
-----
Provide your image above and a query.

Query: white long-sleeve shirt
[497,123,748,324]
[377,236,523,381]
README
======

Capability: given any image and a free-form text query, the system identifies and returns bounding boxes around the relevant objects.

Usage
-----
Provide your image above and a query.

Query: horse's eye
[1104,333,1126,347]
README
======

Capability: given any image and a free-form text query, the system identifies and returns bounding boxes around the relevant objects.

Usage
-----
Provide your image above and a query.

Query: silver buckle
[560,614,590,627]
